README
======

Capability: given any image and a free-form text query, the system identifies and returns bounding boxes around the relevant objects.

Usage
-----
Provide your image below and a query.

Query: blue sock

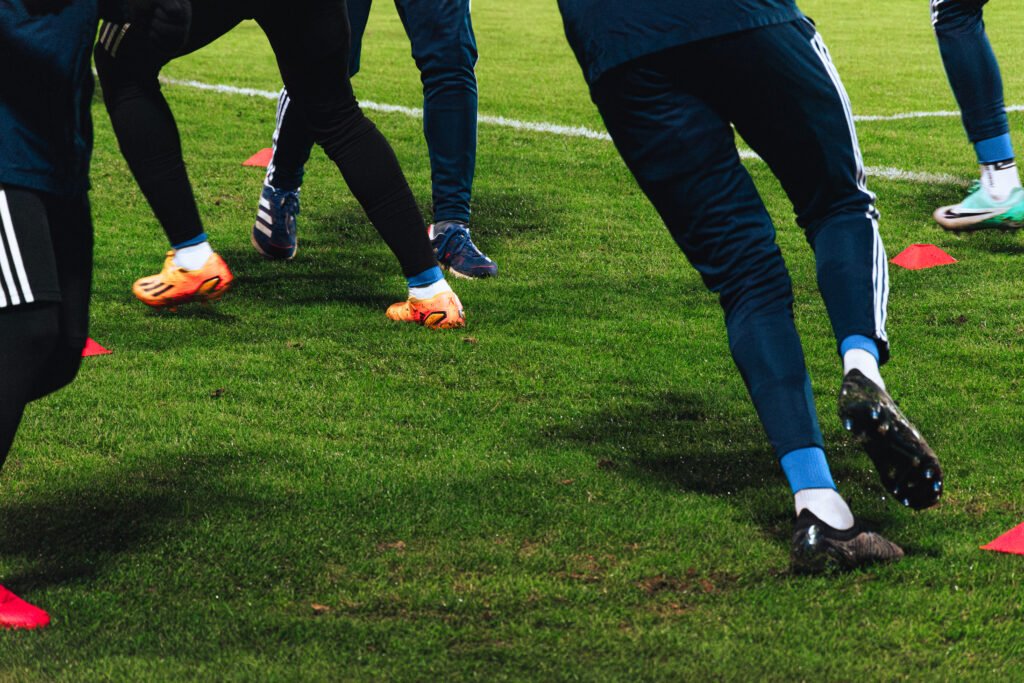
[406,266,444,288]
[171,232,209,250]
[975,134,1014,164]
[780,447,836,494]
[839,334,879,361]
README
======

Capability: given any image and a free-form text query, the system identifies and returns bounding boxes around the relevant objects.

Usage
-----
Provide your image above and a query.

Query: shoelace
[272,190,300,229]
[434,224,483,258]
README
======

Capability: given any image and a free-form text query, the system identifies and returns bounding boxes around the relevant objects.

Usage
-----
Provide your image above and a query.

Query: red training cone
[82,338,112,357]
[242,148,274,168]
[0,585,50,630]
[890,244,957,270]
[981,522,1024,556]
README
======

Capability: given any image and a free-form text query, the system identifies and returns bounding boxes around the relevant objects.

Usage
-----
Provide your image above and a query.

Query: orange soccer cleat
[0,585,50,630]
[386,290,465,329]
[132,251,234,308]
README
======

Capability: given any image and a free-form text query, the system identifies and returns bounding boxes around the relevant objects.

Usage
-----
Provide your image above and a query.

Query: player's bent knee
[28,345,84,402]
[932,0,985,36]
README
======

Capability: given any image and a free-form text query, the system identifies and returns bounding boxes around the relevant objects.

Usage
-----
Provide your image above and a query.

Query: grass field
[3,0,1024,679]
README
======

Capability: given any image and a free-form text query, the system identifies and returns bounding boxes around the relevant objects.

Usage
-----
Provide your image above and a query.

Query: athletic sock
[407,266,450,299]
[841,334,884,390]
[794,488,855,531]
[979,160,1021,202]
[781,447,854,530]
[173,237,213,270]
[975,134,1021,202]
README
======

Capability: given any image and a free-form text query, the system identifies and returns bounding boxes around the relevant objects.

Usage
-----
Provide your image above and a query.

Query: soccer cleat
[386,290,465,329]
[251,184,300,260]
[430,221,497,279]
[933,182,1024,230]
[838,369,943,510]
[791,509,904,574]
[0,585,50,630]
[132,251,234,308]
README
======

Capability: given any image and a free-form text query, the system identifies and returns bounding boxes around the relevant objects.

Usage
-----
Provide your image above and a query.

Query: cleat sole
[250,230,297,261]
[838,370,943,510]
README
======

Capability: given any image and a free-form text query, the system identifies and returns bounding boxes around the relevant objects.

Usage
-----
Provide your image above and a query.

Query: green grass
[3,0,1024,679]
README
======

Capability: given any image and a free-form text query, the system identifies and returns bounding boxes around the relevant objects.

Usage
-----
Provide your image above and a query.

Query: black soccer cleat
[838,369,943,510]
[791,509,904,574]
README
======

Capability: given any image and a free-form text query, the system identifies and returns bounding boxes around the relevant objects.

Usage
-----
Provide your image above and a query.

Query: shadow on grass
[204,185,559,312]
[951,231,1024,256]
[543,390,779,499]
[143,304,239,322]
[542,389,911,546]
[0,452,242,592]
[451,191,561,240]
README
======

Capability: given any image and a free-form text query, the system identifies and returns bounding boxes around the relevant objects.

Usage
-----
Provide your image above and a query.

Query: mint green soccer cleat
[933,182,1024,231]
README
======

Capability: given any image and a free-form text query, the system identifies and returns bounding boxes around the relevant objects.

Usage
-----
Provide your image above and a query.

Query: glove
[125,0,192,56]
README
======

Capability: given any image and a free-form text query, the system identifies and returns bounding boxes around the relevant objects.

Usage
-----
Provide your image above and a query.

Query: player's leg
[0,186,93,629]
[720,18,942,512]
[0,298,60,629]
[251,88,313,260]
[94,2,238,307]
[251,0,373,261]
[589,52,900,571]
[256,0,463,328]
[396,0,496,278]
[931,0,1024,229]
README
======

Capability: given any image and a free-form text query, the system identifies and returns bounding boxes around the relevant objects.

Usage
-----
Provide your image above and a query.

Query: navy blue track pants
[590,18,889,457]
[931,0,1008,146]
[268,0,479,224]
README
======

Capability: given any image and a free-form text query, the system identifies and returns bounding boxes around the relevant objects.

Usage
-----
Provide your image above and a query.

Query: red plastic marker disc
[82,338,112,357]
[981,522,1024,556]
[242,148,274,168]
[890,244,957,270]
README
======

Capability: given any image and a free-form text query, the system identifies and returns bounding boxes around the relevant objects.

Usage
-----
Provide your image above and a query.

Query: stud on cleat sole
[838,369,943,511]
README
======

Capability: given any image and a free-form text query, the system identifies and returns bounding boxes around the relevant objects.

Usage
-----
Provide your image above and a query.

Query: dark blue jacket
[558,0,802,85]
[0,0,98,196]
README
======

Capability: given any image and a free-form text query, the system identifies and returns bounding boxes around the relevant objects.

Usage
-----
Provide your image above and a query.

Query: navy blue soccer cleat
[252,184,300,260]
[430,220,497,279]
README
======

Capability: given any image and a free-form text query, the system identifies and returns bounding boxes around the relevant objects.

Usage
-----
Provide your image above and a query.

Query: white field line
[160,76,973,186]
[855,104,1024,122]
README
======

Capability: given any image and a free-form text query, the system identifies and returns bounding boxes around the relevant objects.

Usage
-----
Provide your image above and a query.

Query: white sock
[173,241,213,270]
[980,161,1022,203]
[795,488,854,530]
[843,348,885,391]
[409,278,452,300]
